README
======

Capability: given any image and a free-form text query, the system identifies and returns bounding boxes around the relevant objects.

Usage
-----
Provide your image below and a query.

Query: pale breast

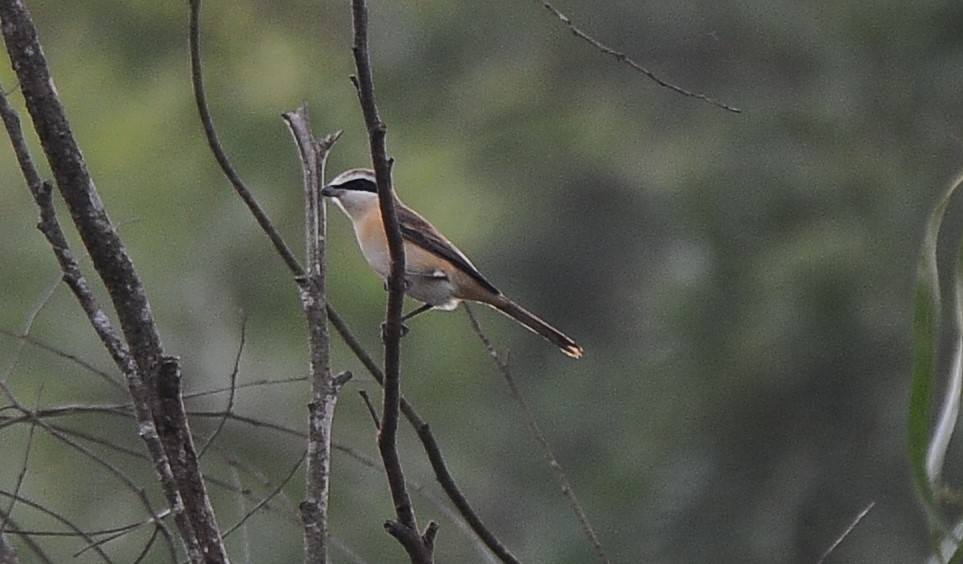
[354,212,390,278]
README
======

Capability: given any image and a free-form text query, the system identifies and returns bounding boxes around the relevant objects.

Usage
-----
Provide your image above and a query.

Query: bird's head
[321,168,379,217]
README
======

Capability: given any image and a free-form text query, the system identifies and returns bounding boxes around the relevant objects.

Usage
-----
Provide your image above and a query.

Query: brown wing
[396,205,501,296]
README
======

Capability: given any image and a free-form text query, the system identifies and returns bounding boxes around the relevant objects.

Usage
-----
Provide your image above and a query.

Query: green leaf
[909,173,963,519]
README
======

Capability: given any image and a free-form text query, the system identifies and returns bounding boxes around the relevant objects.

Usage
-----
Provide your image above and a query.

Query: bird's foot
[381,321,410,343]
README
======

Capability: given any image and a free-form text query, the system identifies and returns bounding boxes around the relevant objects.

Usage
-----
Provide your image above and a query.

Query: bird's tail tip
[489,297,584,359]
[562,343,584,359]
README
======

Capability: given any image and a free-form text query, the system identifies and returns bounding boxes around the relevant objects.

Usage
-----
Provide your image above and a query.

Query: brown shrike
[321,168,583,358]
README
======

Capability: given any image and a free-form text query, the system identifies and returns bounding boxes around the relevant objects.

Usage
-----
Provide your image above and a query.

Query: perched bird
[321,168,583,358]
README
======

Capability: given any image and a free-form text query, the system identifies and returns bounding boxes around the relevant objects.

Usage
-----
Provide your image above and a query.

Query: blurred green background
[3,0,962,562]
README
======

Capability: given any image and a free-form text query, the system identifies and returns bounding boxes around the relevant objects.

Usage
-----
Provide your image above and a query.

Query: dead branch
[282,103,346,563]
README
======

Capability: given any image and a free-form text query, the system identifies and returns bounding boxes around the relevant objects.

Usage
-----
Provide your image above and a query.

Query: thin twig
[224,453,306,539]
[206,442,300,518]
[228,467,252,564]
[331,444,499,564]
[535,0,741,113]
[359,390,381,430]
[0,387,178,561]
[465,304,611,563]
[0,84,132,385]
[0,511,51,564]
[0,490,114,563]
[0,328,124,391]
[198,315,247,459]
[183,376,306,400]
[817,501,875,564]
[131,526,162,564]
[0,273,62,388]
[0,387,40,540]
[74,509,174,558]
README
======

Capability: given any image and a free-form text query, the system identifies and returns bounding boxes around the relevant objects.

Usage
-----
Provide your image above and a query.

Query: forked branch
[282,104,347,564]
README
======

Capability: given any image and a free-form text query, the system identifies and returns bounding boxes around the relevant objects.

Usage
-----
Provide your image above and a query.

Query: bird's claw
[381,321,410,342]
[382,278,411,292]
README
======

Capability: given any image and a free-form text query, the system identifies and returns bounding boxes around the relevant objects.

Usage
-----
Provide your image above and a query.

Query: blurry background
[2,0,963,562]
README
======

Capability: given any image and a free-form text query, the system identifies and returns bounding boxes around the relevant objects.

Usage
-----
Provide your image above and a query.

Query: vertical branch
[350,1,437,561]
[325,309,519,562]
[282,105,347,563]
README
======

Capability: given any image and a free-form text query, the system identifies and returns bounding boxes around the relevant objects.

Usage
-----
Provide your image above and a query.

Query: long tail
[486,295,583,359]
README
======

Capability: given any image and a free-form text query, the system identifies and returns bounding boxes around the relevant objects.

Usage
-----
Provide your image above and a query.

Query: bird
[321,168,583,359]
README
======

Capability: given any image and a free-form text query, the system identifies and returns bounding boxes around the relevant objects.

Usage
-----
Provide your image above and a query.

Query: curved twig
[0,490,114,563]
[188,0,304,278]
[224,452,305,540]
[0,391,178,561]
[197,316,247,459]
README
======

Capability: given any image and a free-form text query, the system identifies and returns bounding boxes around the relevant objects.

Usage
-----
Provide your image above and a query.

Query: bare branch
[0,328,124,391]
[0,273,63,389]
[226,452,305,540]
[535,0,741,113]
[359,390,381,430]
[0,388,178,561]
[0,87,131,386]
[130,526,163,564]
[465,305,611,563]
[73,510,173,559]
[350,0,434,561]
[0,385,40,542]
[281,103,345,564]
[154,358,227,563]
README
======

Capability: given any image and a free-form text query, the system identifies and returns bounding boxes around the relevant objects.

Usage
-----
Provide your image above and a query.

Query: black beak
[320,186,337,197]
